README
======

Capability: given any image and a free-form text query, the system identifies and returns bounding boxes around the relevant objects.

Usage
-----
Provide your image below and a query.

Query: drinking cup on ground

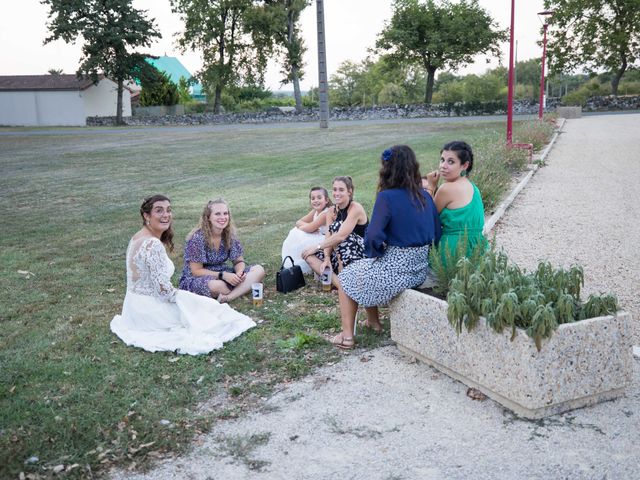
[252,282,264,306]
[321,267,332,292]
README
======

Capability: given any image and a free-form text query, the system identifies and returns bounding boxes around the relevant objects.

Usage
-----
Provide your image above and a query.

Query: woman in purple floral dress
[179,199,265,303]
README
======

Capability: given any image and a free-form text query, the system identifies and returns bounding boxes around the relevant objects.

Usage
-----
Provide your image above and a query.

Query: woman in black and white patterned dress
[331,146,442,349]
[301,176,368,289]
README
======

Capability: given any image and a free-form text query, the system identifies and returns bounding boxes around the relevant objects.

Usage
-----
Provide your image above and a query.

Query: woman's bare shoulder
[350,201,368,221]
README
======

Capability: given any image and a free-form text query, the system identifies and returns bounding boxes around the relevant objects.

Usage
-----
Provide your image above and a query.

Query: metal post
[316,0,329,129]
[538,23,548,120]
[506,0,515,145]
[514,40,518,91]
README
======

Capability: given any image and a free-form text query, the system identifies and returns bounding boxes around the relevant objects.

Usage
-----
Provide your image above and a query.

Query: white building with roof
[0,75,131,126]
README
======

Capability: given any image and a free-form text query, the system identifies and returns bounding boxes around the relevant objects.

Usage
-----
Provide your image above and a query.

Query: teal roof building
[145,56,205,102]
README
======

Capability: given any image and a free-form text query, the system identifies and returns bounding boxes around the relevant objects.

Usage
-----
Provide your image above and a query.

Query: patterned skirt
[339,245,430,307]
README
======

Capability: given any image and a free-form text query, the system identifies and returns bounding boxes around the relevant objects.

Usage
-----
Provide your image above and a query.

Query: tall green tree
[171,0,271,113]
[138,67,180,107]
[513,59,541,100]
[42,0,161,125]
[327,56,427,107]
[329,60,365,106]
[262,0,310,112]
[177,77,195,104]
[461,72,502,102]
[543,0,640,95]
[376,0,506,104]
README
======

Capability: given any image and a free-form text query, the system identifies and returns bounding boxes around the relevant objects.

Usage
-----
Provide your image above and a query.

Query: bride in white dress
[110,195,255,355]
[281,187,331,274]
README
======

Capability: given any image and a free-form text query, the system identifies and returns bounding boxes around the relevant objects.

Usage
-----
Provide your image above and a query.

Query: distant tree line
[43,0,640,121]
[324,58,640,108]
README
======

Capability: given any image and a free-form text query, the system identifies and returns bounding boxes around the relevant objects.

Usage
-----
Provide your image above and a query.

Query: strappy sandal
[330,334,354,350]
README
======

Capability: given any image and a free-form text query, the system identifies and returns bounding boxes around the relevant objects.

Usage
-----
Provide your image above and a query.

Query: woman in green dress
[423,141,487,265]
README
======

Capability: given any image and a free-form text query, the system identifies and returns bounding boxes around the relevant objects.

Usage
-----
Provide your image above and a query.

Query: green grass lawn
[0,118,553,478]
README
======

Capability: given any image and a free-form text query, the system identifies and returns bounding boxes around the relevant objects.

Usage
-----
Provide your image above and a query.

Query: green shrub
[177,77,195,105]
[139,69,179,107]
[513,118,556,150]
[378,82,407,105]
[562,79,608,106]
[220,92,238,112]
[433,80,464,104]
[561,89,589,106]
[437,247,618,350]
[584,79,607,94]
[303,95,319,108]
[428,232,485,297]
[185,103,208,114]
[618,81,640,95]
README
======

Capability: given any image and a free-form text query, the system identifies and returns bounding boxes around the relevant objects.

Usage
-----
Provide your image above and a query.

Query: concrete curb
[483,118,566,236]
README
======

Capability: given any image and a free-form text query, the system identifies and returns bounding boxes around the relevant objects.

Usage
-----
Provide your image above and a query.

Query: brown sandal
[330,334,354,350]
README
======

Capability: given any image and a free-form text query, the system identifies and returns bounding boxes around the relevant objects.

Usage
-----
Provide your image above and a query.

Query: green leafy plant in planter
[429,244,618,350]
[427,230,486,298]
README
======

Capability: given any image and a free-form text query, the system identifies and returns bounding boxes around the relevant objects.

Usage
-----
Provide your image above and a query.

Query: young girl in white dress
[110,195,255,355]
[281,186,331,274]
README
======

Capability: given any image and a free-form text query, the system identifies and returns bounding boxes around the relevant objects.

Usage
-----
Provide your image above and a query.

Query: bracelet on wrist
[218,271,224,280]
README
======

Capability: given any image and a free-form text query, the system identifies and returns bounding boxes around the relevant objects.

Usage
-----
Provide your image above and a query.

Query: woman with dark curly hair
[110,195,255,355]
[331,146,441,349]
[423,140,487,266]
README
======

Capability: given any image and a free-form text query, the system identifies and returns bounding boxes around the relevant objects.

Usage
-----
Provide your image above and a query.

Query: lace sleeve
[143,239,177,303]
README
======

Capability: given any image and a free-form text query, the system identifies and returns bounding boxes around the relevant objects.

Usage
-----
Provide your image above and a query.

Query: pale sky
[0,0,549,91]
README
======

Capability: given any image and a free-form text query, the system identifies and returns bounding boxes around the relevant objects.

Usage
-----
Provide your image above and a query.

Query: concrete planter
[557,106,582,118]
[390,289,633,419]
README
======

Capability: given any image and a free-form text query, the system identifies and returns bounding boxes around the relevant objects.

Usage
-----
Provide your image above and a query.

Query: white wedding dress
[110,236,255,355]
[281,210,327,274]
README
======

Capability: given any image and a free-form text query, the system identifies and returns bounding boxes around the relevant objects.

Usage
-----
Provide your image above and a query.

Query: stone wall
[87,99,557,127]
[87,95,639,127]
[583,94,640,111]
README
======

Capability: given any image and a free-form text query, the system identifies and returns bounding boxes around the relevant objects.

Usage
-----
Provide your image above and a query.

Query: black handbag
[276,256,306,293]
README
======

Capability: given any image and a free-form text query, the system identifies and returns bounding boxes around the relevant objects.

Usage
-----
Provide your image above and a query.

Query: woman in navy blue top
[331,145,441,349]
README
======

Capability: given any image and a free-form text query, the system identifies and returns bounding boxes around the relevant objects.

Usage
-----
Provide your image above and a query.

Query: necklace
[335,199,351,219]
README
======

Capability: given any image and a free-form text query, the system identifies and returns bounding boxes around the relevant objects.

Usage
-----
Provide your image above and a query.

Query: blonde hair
[187,198,235,251]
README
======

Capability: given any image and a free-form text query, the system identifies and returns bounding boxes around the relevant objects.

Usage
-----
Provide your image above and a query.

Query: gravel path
[112,347,639,480]
[493,113,640,344]
[111,114,640,480]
